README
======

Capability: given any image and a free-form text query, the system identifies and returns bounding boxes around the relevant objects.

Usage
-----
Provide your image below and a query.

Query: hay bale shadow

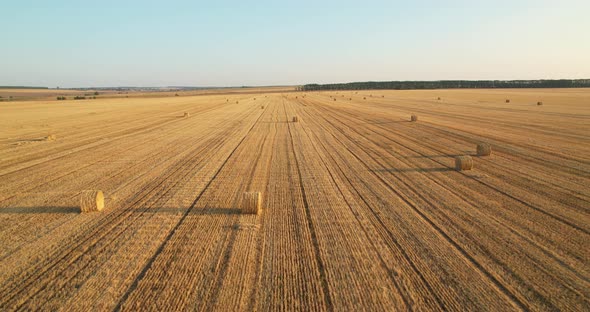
[0,206,79,214]
[373,167,453,173]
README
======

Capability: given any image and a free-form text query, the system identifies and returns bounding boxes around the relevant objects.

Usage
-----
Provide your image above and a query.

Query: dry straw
[455,156,473,171]
[183,112,190,118]
[411,115,418,122]
[506,99,510,103]
[437,97,441,100]
[261,105,264,109]
[242,192,262,214]
[292,116,299,122]
[45,134,56,141]
[80,190,104,213]
[476,143,492,156]
[537,101,543,106]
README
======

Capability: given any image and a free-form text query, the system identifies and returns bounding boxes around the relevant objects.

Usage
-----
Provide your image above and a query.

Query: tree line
[299,79,590,91]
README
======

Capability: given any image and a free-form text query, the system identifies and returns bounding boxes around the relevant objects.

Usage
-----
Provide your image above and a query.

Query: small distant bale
[455,156,473,171]
[333,98,336,101]
[410,115,418,122]
[236,101,239,104]
[437,97,441,100]
[349,98,352,100]
[242,192,262,214]
[80,190,105,213]
[537,101,543,106]
[476,143,492,156]
[183,112,190,118]
[363,97,366,100]
[505,99,510,103]
[254,98,256,100]
[292,116,299,122]
[261,105,264,109]
[45,134,56,141]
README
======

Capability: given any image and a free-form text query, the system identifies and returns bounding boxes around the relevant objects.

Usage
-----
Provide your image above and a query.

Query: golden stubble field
[0,88,588,311]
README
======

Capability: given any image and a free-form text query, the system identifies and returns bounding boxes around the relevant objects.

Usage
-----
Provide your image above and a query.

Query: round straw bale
[363,97,366,100]
[80,190,104,213]
[333,98,336,101]
[45,134,56,141]
[411,115,418,122]
[242,192,262,214]
[476,143,492,156]
[537,101,543,106]
[455,156,473,171]
[236,101,239,104]
[437,97,441,100]
[292,116,299,122]
[261,105,264,109]
[183,112,190,118]
[505,99,510,103]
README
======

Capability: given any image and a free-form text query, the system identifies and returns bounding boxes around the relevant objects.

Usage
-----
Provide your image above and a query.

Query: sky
[1,0,589,88]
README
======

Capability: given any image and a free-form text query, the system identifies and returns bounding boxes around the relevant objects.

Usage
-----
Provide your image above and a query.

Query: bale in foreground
[242,192,262,214]
[455,156,473,171]
[477,143,492,156]
[80,190,105,213]
[411,115,418,122]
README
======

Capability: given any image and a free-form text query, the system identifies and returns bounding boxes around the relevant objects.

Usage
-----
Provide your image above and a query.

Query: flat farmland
[0,89,588,311]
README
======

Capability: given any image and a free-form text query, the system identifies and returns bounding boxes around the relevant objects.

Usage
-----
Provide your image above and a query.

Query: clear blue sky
[1,0,589,87]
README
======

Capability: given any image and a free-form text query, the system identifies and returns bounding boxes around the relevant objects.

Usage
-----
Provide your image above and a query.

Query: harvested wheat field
[0,88,589,311]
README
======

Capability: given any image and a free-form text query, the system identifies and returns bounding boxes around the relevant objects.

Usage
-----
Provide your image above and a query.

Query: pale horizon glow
[1,0,589,88]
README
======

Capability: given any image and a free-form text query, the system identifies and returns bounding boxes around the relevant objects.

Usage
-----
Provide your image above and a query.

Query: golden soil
[0,88,588,310]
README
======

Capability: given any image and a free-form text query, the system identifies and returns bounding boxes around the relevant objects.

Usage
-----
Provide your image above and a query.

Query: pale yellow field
[0,86,295,102]
[0,88,588,310]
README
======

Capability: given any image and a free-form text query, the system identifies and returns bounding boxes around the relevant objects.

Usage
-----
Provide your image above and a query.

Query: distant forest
[299,79,590,91]
[0,86,48,89]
